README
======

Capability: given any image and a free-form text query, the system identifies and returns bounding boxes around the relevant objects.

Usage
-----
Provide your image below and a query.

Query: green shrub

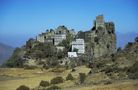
[51,77,64,84]
[39,80,50,87]
[46,85,61,90]
[66,73,74,80]
[79,73,86,84]
[16,85,30,90]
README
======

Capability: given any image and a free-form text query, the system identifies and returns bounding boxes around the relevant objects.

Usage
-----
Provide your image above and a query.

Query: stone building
[36,34,45,43]
[54,34,66,45]
[55,26,68,34]
[72,39,85,54]
[36,26,76,45]
[36,30,55,43]
[44,38,54,44]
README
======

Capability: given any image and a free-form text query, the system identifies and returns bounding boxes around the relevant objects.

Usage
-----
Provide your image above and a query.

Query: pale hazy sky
[0,0,138,47]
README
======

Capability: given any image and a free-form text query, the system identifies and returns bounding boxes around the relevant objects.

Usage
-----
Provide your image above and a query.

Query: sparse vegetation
[128,61,138,79]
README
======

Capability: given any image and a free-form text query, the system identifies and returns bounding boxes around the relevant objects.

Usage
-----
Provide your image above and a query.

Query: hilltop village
[36,15,116,58]
[5,15,116,68]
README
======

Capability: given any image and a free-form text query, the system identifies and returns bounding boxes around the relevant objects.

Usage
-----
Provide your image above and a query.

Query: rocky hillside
[4,15,117,68]
[36,37,138,90]
[85,37,138,85]
[0,42,14,65]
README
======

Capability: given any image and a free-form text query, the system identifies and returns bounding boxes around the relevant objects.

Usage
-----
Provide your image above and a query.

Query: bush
[46,85,61,90]
[71,68,76,72]
[128,61,138,79]
[16,85,30,90]
[51,77,64,84]
[135,37,138,42]
[79,73,86,84]
[117,47,122,52]
[66,73,74,80]
[39,80,50,87]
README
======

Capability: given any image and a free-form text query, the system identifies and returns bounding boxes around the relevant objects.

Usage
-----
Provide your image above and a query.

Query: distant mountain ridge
[0,42,14,65]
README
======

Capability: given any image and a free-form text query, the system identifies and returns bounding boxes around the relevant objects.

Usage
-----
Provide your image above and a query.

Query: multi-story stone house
[72,39,85,54]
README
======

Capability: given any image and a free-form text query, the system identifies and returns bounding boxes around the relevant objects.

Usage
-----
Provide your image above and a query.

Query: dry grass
[62,80,138,90]
[0,66,89,90]
[0,66,138,90]
[0,68,55,90]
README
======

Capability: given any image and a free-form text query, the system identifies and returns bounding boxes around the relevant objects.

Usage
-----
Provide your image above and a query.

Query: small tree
[16,85,30,90]
[66,73,74,80]
[39,80,50,87]
[79,73,86,84]
[51,77,64,84]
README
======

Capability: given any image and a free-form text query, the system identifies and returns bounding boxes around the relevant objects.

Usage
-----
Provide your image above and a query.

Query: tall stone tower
[95,15,105,30]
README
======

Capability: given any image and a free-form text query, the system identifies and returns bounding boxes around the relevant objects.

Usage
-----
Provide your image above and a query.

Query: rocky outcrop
[90,20,116,58]
[77,15,116,58]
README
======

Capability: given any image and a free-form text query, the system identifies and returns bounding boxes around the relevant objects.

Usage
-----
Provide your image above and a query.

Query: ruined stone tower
[94,15,105,30]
